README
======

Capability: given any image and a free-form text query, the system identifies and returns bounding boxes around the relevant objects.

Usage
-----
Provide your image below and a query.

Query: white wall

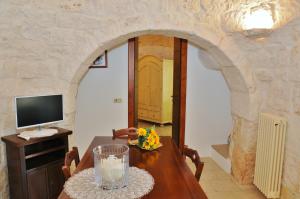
[74,42,231,157]
[74,43,128,155]
[185,44,232,157]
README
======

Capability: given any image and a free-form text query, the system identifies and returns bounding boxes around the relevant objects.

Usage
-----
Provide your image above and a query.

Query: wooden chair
[183,145,204,181]
[62,147,80,180]
[112,127,138,140]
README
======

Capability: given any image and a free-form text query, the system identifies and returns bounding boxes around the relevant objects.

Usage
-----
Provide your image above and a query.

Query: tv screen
[15,95,63,129]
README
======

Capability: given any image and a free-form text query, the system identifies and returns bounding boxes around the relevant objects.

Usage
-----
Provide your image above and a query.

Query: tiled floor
[186,157,266,199]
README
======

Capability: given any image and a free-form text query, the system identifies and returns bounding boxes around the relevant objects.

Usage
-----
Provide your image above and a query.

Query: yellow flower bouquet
[137,127,161,150]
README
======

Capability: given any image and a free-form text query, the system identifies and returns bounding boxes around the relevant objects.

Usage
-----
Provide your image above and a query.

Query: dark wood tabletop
[58,136,207,199]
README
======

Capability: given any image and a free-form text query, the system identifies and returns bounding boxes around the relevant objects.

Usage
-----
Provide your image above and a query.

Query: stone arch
[72,29,257,120]
[69,28,259,184]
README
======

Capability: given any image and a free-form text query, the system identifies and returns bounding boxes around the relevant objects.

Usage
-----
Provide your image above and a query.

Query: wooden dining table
[58,136,207,199]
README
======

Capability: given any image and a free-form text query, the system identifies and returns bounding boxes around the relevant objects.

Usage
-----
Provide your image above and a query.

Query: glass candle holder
[93,144,129,190]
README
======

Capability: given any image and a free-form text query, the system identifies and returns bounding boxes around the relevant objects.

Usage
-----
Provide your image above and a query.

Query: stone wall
[0,0,300,198]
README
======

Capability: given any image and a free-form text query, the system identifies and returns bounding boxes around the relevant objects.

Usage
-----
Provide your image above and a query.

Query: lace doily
[64,167,154,199]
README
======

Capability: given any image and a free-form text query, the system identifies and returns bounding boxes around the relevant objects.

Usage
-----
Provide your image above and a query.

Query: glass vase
[93,144,129,190]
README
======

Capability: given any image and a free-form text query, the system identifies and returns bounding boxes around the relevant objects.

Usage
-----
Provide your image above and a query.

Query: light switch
[113,98,122,103]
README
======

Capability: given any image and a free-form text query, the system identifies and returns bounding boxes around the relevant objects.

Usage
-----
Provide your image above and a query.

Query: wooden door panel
[138,63,151,107]
[47,161,65,199]
[138,56,163,121]
[27,168,48,199]
[162,59,174,123]
[149,62,162,110]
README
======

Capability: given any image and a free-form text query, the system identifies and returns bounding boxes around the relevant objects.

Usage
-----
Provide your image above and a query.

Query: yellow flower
[154,135,160,145]
[150,129,160,145]
[138,128,147,136]
[138,127,160,150]
[150,129,157,136]
[147,135,155,146]
[143,141,151,150]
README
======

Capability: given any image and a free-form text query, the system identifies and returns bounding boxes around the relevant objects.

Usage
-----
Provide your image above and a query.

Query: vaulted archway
[0,1,263,191]
[70,28,259,184]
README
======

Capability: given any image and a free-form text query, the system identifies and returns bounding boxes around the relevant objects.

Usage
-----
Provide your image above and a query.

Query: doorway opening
[128,37,187,150]
[136,35,174,137]
[73,26,254,184]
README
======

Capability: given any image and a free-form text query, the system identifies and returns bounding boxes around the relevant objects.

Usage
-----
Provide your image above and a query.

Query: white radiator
[254,113,287,198]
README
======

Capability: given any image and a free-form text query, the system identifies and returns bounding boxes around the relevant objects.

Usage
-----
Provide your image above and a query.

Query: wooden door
[47,160,65,199]
[138,56,163,122]
[138,56,162,111]
[128,37,187,151]
[138,57,151,111]
[162,59,174,123]
[27,168,48,199]
[172,38,187,152]
[149,61,162,111]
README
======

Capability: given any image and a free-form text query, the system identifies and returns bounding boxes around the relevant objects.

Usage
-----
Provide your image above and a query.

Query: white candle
[100,155,124,182]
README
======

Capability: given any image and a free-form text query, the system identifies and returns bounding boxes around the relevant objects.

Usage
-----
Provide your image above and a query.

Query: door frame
[172,38,187,152]
[128,37,187,152]
[128,38,138,127]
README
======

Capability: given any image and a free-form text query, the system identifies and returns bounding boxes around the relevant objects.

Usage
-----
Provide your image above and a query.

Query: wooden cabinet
[1,127,72,199]
[47,161,66,199]
[138,56,173,125]
[27,167,48,199]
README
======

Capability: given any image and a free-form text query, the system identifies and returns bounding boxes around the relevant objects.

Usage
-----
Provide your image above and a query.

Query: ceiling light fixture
[242,7,275,38]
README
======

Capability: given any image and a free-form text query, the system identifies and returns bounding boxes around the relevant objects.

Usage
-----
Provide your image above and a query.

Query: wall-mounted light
[242,7,275,38]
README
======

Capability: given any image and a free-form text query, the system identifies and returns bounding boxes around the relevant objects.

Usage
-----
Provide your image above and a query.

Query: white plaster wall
[185,44,232,157]
[75,42,231,158]
[74,43,128,156]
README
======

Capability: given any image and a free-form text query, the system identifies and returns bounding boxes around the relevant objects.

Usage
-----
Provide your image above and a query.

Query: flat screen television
[15,94,63,129]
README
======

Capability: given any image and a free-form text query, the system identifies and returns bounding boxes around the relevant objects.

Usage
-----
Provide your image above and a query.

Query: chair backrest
[112,127,138,140]
[62,146,80,180]
[183,146,204,181]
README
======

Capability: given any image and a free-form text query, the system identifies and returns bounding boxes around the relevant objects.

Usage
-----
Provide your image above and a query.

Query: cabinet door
[149,61,162,111]
[138,60,151,110]
[27,168,48,199]
[138,56,163,122]
[162,59,174,123]
[47,160,65,199]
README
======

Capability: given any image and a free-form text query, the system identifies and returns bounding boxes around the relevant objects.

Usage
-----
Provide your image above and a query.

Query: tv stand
[1,127,72,199]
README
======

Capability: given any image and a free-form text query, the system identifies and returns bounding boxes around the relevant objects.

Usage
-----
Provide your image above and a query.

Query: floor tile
[186,157,266,199]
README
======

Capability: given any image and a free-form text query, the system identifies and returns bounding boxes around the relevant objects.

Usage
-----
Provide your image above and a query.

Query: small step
[212,144,229,159]
[211,144,231,174]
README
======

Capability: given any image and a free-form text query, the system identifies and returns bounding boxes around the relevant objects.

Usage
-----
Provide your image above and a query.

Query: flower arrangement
[137,127,161,150]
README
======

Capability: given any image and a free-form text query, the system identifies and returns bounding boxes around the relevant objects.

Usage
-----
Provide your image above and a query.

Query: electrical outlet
[113,98,122,103]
